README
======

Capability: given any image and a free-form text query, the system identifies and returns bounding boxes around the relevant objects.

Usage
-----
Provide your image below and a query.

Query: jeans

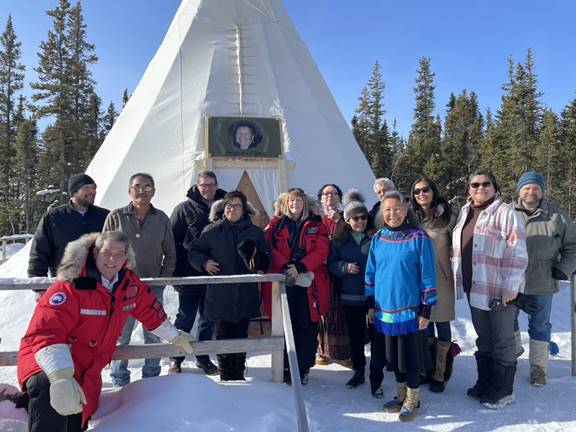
[514,294,553,342]
[171,289,215,364]
[110,286,164,387]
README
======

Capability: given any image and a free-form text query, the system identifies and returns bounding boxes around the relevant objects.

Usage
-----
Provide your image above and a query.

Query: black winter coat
[170,186,226,294]
[188,215,270,323]
[28,202,109,277]
[328,229,372,306]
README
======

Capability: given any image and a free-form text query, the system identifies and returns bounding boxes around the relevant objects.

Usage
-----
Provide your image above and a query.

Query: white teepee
[87,0,375,215]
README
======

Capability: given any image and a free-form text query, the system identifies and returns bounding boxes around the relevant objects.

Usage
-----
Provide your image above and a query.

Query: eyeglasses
[225,203,243,211]
[413,187,431,195]
[130,186,154,193]
[350,215,367,221]
[470,181,492,189]
[197,183,217,189]
[322,191,338,196]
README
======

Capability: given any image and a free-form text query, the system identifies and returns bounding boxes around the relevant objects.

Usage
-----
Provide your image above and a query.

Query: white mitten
[46,368,86,416]
[170,331,195,355]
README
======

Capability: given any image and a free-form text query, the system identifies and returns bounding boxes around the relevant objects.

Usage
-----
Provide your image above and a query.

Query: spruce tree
[101,101,118,138]
[352,85,371,163]
[31,0,72,191]
[122,88,130,107]
[14,114,39,232]
[560,99,576,217]
[537,109,562,205]
[492,50,543,199]
[395,57,440,193]
[0,15,25,234]
[32,0,98,192]
[83,92,101,166]
[437,90,483,203]
[67,1,97,168]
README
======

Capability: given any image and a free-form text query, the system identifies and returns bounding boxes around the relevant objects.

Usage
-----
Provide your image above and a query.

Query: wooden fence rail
[0,273,310,432]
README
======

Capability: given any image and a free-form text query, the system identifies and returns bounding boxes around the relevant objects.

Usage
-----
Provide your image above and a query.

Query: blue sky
[1,0,575,137]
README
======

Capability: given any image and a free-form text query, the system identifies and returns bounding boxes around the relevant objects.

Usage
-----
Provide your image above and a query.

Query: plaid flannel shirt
[452,198,528,311]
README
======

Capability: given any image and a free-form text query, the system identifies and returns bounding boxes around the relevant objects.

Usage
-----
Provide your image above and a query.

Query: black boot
[481,363,516,409]
[369,368,384,398]
[228,353,246,381]
[217,354,234,381]
[467,353,492,399]
[196,356,218,376]
[346,369,365,389]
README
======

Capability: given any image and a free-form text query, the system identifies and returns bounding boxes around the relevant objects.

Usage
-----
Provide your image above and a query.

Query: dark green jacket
[514,198,576,294]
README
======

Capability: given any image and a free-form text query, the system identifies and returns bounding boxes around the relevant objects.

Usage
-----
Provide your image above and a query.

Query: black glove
[293,261,307,273]
[237,239,256,264]
[551,267,568,281]
[511,293,539,315]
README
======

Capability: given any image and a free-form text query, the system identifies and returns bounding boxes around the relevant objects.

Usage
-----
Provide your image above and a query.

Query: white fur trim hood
[56,232,136,281]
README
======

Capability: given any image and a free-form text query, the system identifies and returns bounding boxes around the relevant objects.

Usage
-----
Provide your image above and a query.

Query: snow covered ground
[0,247,574,431]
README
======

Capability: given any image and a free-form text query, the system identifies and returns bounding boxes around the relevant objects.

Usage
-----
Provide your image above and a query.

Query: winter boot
[430,340,451,393]
[421,336,437,384]
[514,331,525,358]
[481,362,516,409]
[399,387,420,422]
[196,357,219,376]
[529,339,549,387]
[217,354,234,381]
[168,359,182,374]
[467,353,492,399]
[369,368,384,398]
[228,353,246,381]
[346,369,365,389]
[383,381,407,413]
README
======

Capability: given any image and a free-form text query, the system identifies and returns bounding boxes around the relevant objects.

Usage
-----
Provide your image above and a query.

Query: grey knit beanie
[343,189,368,221]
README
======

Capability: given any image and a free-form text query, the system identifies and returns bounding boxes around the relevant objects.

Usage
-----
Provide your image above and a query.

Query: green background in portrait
[208,117,283,158]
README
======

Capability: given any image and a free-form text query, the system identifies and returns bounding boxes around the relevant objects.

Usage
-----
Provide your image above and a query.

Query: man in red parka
[18,231,194,432]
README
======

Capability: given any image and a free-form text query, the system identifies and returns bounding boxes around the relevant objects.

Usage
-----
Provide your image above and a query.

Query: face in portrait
[232,122,261,151]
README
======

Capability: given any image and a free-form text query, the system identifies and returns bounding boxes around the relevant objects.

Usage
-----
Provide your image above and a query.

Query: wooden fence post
[270,280,284,383]
[570,273,576,376]
[280,282,310,432]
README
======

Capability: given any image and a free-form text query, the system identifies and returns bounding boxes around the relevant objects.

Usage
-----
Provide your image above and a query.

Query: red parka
[262,214,330,322]
[18,234,167,427]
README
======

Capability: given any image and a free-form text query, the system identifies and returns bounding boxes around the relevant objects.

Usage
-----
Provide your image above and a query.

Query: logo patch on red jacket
[305,226,318,235]
[49,292,67,306]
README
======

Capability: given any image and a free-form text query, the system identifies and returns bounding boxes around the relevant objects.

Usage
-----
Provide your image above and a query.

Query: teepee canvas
[87,0,375,214]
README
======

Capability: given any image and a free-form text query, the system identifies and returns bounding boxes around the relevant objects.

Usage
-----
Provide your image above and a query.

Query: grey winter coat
[419,204,456,322]
[103,204,176,278]
[514,197,576,295]
[328,228,372,306]
[188,200,271,323]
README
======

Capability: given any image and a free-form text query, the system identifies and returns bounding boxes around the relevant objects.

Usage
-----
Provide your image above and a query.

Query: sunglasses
[350,215,368,221]
[413,187,431,195]
[470,181,492,189]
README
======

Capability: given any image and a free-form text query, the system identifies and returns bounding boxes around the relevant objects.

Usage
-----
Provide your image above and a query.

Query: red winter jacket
[262,214,330,322]
[18,235,167,427]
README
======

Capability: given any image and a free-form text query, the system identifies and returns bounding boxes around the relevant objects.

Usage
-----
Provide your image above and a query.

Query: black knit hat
[68,173,95,195]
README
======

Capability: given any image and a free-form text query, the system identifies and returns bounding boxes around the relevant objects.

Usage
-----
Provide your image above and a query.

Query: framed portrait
[207,116,283,158]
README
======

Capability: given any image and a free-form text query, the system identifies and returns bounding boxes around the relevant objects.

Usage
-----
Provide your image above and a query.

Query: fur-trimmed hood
[56,233,136,281]
[273,191,322,218]
[209,198,259,222]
